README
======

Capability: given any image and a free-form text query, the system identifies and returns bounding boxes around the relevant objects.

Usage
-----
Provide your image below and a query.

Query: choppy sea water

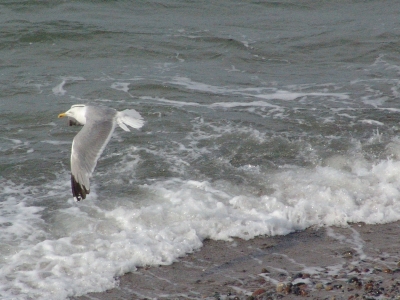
[1,1,400,299]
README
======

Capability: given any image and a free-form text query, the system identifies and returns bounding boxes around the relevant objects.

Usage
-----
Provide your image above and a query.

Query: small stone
[315,282,324,290]
[276,283,286,293]
[333,284,343,290]
[373,266,382,272]
[348,277,359,284]
[292,282,308,295]
[261,268,269,273]
[294,282,307,288]
[302,273,311,279]
[397,261,400,267]
[284,283,292,294]
[342,251,354,258]
[252,288,266,296]
[294,272,303,279]
[383,268,393,274]
[349,266,361,273]
[325,284,333,291]
[300,289,308,296]
[348,264,355,270]
[365,282,374,291]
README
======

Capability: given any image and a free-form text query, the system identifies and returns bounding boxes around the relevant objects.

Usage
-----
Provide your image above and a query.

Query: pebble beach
[74,221,400,300]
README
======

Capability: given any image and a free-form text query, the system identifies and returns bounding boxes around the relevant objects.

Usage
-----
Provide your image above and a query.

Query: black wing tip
[71,175,90,201]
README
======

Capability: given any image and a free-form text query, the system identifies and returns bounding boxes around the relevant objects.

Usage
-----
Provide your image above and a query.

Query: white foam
[211,100,280,109]
[168,76,349,101]
[52,77,85,96]
[53,80,67,95]
[0,138,31,153]
[3,140,400,299]
[10,139,22,144]
[111,82,130,93]
[41,140,72,145]
[359,119,384,126]
[140,96,203,107]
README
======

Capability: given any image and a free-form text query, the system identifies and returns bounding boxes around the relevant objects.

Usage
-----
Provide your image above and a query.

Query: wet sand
[73,221,400,299]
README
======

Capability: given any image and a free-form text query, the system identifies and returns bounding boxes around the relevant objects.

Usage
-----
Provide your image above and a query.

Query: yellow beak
[58,113,67,118]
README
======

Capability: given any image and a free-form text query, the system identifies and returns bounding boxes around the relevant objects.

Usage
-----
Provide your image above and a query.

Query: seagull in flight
[58,104,144,201]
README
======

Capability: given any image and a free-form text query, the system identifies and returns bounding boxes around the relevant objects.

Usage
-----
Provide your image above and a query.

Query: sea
[1,1,400,299]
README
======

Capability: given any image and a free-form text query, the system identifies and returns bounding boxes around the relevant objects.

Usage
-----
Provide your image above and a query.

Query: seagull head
[58,104,87,125]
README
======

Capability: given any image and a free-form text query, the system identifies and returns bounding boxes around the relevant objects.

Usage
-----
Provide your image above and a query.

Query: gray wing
[70,115,116,201]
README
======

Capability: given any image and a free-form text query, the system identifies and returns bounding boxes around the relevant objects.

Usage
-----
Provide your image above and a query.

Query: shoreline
[74,221,400,299]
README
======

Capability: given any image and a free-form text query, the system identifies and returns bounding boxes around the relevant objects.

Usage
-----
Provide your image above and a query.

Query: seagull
[58,104,144,201]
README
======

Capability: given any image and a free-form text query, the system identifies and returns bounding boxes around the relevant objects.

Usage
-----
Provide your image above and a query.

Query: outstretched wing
[70,116,116,201]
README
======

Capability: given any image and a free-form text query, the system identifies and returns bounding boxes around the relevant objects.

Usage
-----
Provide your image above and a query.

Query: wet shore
[74,221,400,299]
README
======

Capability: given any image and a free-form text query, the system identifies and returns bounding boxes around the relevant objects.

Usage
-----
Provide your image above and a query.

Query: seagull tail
[116,109,144,132]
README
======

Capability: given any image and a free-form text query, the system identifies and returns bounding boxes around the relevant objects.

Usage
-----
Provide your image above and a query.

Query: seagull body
[58,104,144,201]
